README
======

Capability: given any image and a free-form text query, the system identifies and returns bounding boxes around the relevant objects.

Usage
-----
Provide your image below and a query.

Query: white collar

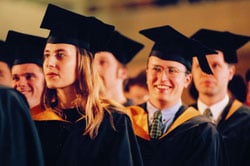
[198,95,229,122]
[147,100,182,126]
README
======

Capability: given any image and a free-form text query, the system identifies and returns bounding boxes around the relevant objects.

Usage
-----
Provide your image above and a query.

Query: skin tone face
[43,43,77,90]
[11,63,44,108]
[192,51,235,105]
[0,61,12,87]
[128,85,149,105]
[94,52,127,89]
[146,56,192,109]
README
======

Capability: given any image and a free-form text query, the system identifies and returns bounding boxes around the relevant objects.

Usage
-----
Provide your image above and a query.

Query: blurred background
[1,0,250,104]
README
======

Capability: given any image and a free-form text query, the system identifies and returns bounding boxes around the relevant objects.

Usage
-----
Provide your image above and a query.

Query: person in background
[190,74,247,104]
[0,40,12,87]
[0,85,44,166]
[5,31,46,117]
[228,74,247,103]
[245,69,250,107]
[94,30,144,106]
[125,69,149,105]
[34,4,143,166]
[127,25,224,166]
[191,28,250,166]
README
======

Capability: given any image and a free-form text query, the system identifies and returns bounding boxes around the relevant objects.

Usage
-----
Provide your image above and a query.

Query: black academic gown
[34,108,143,166]
[0,85,44,166]
[127,103,224,166]
[192,99,250,166]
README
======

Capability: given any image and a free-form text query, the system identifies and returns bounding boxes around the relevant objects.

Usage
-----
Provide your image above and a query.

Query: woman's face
[43,43,77,89]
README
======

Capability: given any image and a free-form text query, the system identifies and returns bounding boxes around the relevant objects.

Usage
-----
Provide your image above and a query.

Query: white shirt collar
[197,95,229,122]
[147,100,182,127]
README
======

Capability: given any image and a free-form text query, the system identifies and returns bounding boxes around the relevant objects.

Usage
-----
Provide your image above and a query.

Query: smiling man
[127,25,225,166]
[6,30,46,117]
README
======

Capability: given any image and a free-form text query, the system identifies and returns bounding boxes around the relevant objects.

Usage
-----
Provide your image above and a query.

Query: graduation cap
[5,30,46,67]
[40,4,115,52]
[139,25,216,74]
[100,31,144,65]
[88,17,116,54]
[191,29,250,63]
[0,40,13,67]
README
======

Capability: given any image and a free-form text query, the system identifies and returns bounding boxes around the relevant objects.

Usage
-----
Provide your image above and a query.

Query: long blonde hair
[42,46,125,138]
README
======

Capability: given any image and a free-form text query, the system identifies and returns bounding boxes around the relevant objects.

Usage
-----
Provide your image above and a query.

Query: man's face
[0,61,12,87]
[146,56,192,106]
[128,84,149,105]
[192,51,234,100]
[12,63,45,108]
[94,52,126,89]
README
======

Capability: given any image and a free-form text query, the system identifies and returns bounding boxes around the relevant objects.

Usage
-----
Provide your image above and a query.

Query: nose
[45,55,56,68]
[16,77,27,88]
[159,70,168,81]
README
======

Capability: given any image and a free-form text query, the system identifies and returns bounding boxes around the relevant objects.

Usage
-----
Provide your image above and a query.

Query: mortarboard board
[88,16,116,54]
[139,25,216,74]
[5,30,46,67]
[40,4,115,52]
[0,40,13,67]
[100,31,144,65]
[191,29,250,63]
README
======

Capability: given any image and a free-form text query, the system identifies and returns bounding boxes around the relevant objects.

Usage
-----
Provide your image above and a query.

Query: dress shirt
[147,100,182,133]
[198,95,229,123]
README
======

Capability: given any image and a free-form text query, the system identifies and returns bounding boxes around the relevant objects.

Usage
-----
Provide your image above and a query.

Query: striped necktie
[203,108,213,121]
[150,111,163,139]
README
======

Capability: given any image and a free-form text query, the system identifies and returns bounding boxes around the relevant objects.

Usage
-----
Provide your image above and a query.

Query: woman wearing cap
[34,4,143,166]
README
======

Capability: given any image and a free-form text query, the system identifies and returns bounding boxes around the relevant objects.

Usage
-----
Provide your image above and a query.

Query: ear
[117,66,128,80]
[184,73,193,88]
[228,65,236,81]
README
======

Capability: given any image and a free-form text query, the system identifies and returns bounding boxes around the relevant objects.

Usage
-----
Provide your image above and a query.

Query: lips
[46,72,58,78]
[155,84,171,91]
[201,79,214,87]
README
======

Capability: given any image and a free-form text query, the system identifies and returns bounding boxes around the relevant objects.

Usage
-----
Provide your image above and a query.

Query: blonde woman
[34,4,143,166]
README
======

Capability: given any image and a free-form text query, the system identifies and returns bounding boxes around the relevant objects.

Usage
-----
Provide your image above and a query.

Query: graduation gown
[192,99,250,166]
[30,104,44,119]
[34,108,143,166]
[127,103,224,166]
[0,86,44,166]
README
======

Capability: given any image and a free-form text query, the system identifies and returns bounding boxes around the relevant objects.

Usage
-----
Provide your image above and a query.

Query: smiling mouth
[155,85,171,90]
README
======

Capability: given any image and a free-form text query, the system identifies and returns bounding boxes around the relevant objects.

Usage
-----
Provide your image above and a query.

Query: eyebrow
[44,48,67,53]
[12,72,36,77]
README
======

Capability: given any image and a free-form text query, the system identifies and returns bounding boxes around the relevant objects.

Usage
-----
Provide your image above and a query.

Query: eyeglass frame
[148,64,190,78]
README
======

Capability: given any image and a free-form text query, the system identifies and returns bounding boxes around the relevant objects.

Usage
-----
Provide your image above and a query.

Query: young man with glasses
[127,25,225,166]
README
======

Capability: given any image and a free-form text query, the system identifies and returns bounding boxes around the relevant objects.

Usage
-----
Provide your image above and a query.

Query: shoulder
[33,108,66,121]
[102,108,133,129]
[0,86,27,104]
[238,104,250,115]
[227,104,250,125]
[181,106,217,131]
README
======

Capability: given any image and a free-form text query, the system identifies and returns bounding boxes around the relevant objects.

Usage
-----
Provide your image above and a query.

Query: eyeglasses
[149,65,188,78]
